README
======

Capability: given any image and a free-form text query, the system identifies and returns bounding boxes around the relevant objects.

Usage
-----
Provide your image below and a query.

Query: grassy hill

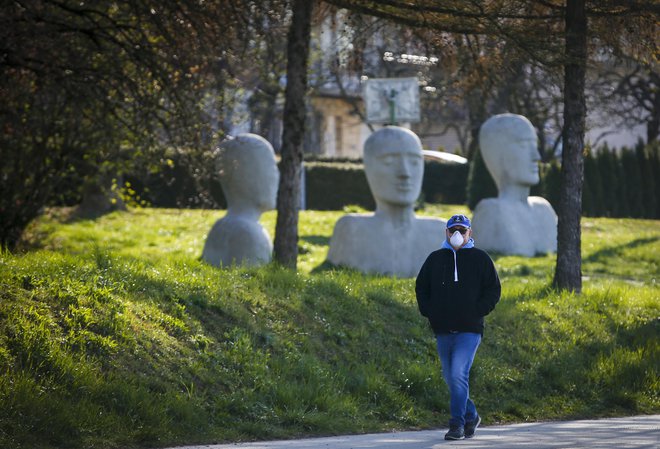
[1,205,658,449]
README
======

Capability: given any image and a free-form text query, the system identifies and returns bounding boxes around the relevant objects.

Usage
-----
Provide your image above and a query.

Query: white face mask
[450,230,465,249]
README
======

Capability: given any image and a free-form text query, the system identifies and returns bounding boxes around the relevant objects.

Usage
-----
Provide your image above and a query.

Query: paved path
[169,415,659,449]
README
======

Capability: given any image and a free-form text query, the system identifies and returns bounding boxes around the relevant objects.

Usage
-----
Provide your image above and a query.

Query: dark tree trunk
[553,0,587,292]
[273,0,313,269]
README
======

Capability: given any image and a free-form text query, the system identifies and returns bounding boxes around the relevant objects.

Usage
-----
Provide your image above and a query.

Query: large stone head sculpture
[479,113,541,192]
[363,126,424,208]
[217,133,279,212]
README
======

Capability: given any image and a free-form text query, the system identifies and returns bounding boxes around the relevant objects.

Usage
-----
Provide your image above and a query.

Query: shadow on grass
[310,260,354,275]
[300,235,331,246]
[583,236,658,264]
[488,251,555,263]
[310,262,333,275]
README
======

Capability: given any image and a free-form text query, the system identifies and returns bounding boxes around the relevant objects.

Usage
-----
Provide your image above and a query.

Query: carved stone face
[251,150,279,211]
[363,127,424,208]
[503,125,541,188]
[480,114,541,190]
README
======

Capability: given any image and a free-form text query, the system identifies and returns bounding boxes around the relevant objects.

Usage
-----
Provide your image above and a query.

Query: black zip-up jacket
[415,247,501,335]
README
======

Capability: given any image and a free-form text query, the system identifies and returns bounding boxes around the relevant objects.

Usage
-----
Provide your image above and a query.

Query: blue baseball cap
[447,214,471,228]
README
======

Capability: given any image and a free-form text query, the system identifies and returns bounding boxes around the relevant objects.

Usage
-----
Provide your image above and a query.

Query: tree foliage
[591,58,660,144]
[0,0,288,250]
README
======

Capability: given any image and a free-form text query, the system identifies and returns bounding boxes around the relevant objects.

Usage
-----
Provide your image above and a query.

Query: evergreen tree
[649,142,660,218]
[530,177,543,197]
[582,171,594,216]
[597,145,611,217]
[615,147,631,217]
[586,149,605,216]
[621,147,644,218]
[466,146,498,211]
[582,151,595,216]
[541,160,562,211]
[635,141,656,218]
[604,150,620,217]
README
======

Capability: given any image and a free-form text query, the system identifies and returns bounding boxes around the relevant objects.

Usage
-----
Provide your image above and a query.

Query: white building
[228,11,647,159]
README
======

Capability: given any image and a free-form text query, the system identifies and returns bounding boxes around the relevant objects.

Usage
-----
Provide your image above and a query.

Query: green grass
[1,206,658,449]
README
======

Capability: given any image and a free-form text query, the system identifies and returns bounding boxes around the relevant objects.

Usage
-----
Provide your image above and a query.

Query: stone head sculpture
[479,113,541,195]
[201,133,279,268]
[363,126,424,209]
[472,114,557,256]
[217,133,279,214]
[326,126,444,276]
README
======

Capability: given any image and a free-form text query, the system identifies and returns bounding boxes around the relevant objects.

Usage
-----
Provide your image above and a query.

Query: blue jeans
[436,332,481,427]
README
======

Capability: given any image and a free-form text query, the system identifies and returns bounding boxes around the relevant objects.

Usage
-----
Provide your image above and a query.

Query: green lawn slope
[1,206,658,449]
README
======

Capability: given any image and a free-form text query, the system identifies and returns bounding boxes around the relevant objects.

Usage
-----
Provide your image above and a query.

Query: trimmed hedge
[303,160,468,210]
[303,162,374,210]
[422,160,470,205]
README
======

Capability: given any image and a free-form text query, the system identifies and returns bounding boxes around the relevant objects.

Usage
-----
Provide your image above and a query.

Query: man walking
[415,214,501,440]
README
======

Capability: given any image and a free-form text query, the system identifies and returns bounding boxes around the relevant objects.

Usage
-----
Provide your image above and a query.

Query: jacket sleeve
[475,254,501,317]
[415,257,432,317]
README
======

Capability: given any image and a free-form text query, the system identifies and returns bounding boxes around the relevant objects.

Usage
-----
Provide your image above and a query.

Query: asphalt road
[167,415,659,449]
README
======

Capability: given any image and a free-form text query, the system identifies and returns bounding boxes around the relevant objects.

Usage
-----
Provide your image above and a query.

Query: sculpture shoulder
[527,196,558,253]
[202,215,272,267]
[473,197,506,213]
[212,216,268,242]
[414,215,447,231]
[471,199,529,255]
[528,196,558,220]
[332,213,374,232]
[474,197,499,208]
[472,198,511,225]
[330,214,385,245]
[328,214,372,246]
[327,214,377,268]
[412,216,445,249]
